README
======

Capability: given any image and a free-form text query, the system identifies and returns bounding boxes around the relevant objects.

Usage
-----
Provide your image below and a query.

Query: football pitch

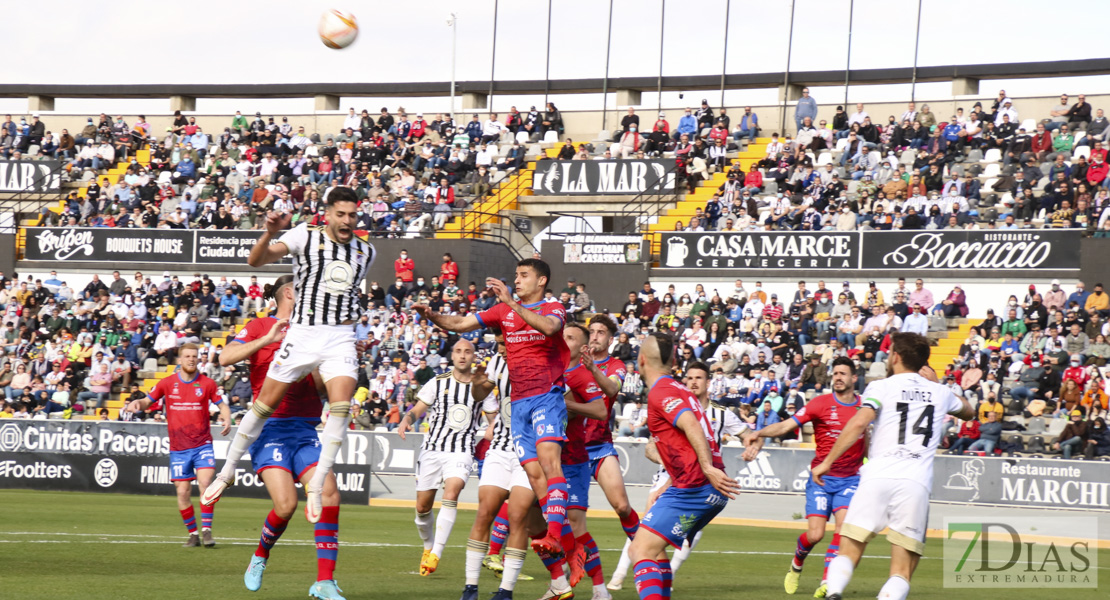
[2,489,1106,599]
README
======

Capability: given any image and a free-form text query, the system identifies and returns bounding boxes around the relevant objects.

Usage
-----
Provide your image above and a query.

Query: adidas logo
[736,453,783,490]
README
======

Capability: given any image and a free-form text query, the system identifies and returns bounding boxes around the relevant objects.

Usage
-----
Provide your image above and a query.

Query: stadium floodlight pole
[911,0,922,101]
[544,0,552,105]
[657,0,665,112]
[780,0,796,134]
[601,0,614,132]
[448,13,458,115]
[489,0,498,112]
[844,0,853,106]
[720,0,730,109]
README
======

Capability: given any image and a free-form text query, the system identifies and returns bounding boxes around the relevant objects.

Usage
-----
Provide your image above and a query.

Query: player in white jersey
[609,361,761,589]
[203,187,376,528]
[399,339,493,576]
[812,332,973,600]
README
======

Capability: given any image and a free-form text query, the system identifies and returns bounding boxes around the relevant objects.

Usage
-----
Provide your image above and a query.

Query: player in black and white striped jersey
[399,339,495,577]
[203,187,374,526]
[457,330,538,594]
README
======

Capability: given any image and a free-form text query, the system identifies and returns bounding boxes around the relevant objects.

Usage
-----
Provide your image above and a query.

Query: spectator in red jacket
[1087,155,1108,187]
[1030,123,1053,161]
[440,253,459,284]
[394,250,415,288]
[743,169,764,195]
[246,276,264,315]
[947,418,981,455]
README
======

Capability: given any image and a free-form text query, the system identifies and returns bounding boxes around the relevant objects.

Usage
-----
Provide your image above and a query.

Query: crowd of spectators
[3,263,1108,459]
[27,106,562,237]
[671,90,1110,234]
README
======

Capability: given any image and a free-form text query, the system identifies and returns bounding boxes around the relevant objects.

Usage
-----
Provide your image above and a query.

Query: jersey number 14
[896,402,934,445]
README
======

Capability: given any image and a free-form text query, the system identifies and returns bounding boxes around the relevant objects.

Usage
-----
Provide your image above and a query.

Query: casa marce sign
[660,230,1080,271]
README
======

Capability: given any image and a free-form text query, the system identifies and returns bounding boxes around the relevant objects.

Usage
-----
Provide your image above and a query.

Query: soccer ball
[318,9,358,49]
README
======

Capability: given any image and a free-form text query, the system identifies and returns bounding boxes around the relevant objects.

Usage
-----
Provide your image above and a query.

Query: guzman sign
[562,234,643,264]
[532,159,674,195]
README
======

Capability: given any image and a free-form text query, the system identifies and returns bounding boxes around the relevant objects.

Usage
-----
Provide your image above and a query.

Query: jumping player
[813,333,973,600]
[126,343,229,548]
[628,334,740,600]
[582,316,640,540]
[758,356,864,598]
[417,258,573,600]
[218,275,345,600]
[399,339,493,577]
[609,360,759,590]
[204,187,374,525]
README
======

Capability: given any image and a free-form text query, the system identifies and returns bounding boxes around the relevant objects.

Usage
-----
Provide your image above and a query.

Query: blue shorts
[249,418,323,480]
[587,443,618,479]
[510,388,567,465]
[640,483,728,549]
[804,474,860,520]
[564,462,591,511]
[169,443,215,482]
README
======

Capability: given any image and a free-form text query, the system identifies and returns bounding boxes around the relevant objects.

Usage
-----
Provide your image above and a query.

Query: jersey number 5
[278,343,294,360]
[896,402,934,445]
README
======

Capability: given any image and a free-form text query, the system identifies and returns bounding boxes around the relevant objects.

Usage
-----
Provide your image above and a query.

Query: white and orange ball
[318,9,358,49]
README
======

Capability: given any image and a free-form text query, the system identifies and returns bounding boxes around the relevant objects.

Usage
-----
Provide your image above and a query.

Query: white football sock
[612,538,633,581]
[551,573,569,591]
[500,548,527,591]
[218,403,273,479]
[432,500,458,557]
[825,554,856,595]
[308,401,350,491]
[670,530,702,574]
[465,539,488,586]
[878,575,910,600]
[415,510,434,550]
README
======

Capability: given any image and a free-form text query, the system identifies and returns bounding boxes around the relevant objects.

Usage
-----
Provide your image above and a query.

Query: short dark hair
[589,314,618,335]
[565,321,589,339]
[830,356,855,373]
[686,360,711,377]
[889,332,930,372]
[650,332,676,365]
[517,258,550,284]
[326,186,358,206]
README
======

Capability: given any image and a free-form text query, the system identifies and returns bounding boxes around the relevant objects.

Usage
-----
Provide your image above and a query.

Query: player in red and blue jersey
[530,323,612,600]
[582,315,640,542]
[758,356,866,598]
[219,275,344,600]
[628,333,740,600]
[128,343,229,549]
[417,258,573,600]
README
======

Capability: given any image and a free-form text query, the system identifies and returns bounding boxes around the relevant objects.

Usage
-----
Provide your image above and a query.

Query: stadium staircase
[15,148,152,257]
[436,147,580,240]
[642,138,769,257]
[928,319,972,374]
[83,310,255,421]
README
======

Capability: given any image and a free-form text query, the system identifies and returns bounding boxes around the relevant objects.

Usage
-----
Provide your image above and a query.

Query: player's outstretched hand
[263,318,289,344]
[397,419,411,440]
[218,417,231,436]
[472,362,489,387]
[485,277,513,304]
[811,460,831,486]
[264,210,292,235]
[705,466,741,499]
[412,304,432,320]
[741,441,760,462]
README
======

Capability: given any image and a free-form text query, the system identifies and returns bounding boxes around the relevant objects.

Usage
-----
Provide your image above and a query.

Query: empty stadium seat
[984,148,1002,162]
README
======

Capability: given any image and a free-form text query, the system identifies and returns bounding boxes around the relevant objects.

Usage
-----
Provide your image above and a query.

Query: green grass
[0,489,1106,599]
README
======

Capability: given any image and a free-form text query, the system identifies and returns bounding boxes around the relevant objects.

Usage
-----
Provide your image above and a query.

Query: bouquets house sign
[660,230,1078,271]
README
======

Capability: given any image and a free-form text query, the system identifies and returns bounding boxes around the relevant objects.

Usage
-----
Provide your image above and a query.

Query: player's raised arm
[582,353,621,398]
[487,277,562,337]
[247,211,293,267]
[674,410,741,498]
[755,414,801,439]
[811,406,874,486]
[219,318,289,366]
[949,394,976,421]
[415,304,483,333]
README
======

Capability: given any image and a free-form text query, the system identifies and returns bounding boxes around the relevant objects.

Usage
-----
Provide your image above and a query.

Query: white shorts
[266,323,358,384]
[415,450,475,492]
[649,467,670,494]
[841,476,929,555]
[480,448,530,492]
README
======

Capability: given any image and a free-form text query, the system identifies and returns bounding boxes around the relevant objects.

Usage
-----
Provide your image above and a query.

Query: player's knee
[615,500,633,518]
[273,497,297,519]
[806,527,826,545]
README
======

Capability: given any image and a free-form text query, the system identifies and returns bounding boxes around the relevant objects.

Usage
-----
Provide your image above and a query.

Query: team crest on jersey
[535,424,545,437]
[194,387,203,397]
